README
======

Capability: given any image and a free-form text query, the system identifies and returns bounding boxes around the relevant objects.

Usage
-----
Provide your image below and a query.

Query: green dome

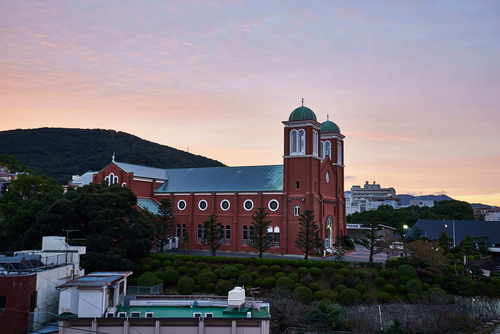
[321,120,340,134]
[289,106,317,121]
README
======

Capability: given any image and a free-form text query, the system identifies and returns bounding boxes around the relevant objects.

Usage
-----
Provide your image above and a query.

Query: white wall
[79,289,105,318]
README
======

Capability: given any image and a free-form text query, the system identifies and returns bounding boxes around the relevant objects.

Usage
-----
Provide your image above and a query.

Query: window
[106,313,115,318]
[298,129,305,154]
[178,200,186,210]
[121,182,127,187]
[219,225,225,244]
[268,199,279,211]
[243,199,254,211]
[242,225,248,245]
[225,225,230,245]
[130,312,141,318]
[294,205,300,216]
[194,313,202,318]
[30,291,37,310]
[296,181,299,190]
[338,142,342,164]
[324,141,331,160]
[249,226,254,245]
[290,129,305,155]
[313,130,318,156]
[197,225,202,243]
[198,200,208,211]
[145,312,154,318]
[0,296,5,311]
[176,224,181,238]
[182,224,186,238]
[290,129,297,154]
[267,226,273,245]
[118,312,127,318]
[274,227,280,247]
[220,199,230,211]
[205,313,213,318]
[326,171,330,183]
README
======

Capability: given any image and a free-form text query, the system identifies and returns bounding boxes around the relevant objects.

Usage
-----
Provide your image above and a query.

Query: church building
[88,104,346,256]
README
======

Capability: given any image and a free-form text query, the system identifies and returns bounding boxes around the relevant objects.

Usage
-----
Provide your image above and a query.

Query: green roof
[115,305,270,318]
[288,106,317,121]
[321,120,341,133]
[137,198,160,213]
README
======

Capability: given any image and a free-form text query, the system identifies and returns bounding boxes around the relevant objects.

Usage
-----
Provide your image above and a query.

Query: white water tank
[228,287,245,306]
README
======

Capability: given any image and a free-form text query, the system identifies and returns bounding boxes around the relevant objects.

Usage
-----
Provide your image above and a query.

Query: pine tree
[294,210,322,260]
[250,207,273,258]
[202,214,222,257]
[155,198,174,253]
[355,214,382,262]
[182,230,190,255]
[333,235,347,261]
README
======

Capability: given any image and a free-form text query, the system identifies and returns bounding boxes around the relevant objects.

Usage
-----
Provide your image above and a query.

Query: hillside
[0,128,224,184]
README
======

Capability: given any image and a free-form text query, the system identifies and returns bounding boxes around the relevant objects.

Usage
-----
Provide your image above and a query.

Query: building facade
[346,181,400,214]
[85,105,346,256]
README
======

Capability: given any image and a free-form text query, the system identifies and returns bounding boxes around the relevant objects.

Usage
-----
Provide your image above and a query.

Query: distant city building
[474,206,500,221]
[0,236,86,334]
[346,181,400,214]
[408,199,435,207]
[0,167,15,197]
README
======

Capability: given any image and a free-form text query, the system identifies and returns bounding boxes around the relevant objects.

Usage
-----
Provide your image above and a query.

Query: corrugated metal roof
[70,171,97,187]
[413,219,500,244]
[114,162,168,180]
[154,165,284,193]
[137,198,161,214]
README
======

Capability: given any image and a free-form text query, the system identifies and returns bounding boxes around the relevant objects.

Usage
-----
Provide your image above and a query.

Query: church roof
[289,106,317,121]
[114,162,169,180]
[321,120,341,134]
[154,165,284,193]
[137,198,161,213]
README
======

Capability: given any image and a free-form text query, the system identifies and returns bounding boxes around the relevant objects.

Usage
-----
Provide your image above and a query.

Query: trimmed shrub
[315,291,325,300]
[329,293,339,301]
[196,262,207,270]
[154,271,162,278]
[339,288,362,305]
[162,270,180,285]
[379,269,390,278]
[185,261,195,268]
[165,266,175,271]
[254,279,262,287]
[352,270,365,279]
[309,267,322,277]
[344,274,357,288]
[142,264,152,272]
[269,265,282,274]
[194,285,201,292]
[215,280,234,296]
[294,283,302,290]
[338,268,350,276]
[336,284,347,293]
[383,284,397,295]
[176,266,187,275]
[363,293,373,302]
[234,264,245,271]
[354,284,367,293]
[133,263,141,272]
[288,273,300,283]
[398,264,417,278]
[258,265,269,274]
[298,267,309,275]
[398,284,407,293]
[162,260,173,267]
[197,272,217,288]
[308,283,319,292]
[229,278,237,285]
[406,279,423,294]
[138,272,158,286]
[323,267,335,278]
[248,271,257,279]
[177,277,195,295]
[293,286,314,303]
[274,272,286,279]
[213,269,221,279]
[221,266,240,280]
[400,275,411,284]
[427,287,447,299]
[422,283,431,291]
[376,292,392,303]
[237,274,253,287]
[407,293,420,301]
[391,270,400,278]
[330,274,346,287]
[187,268,198,277]
[276,277,295,291]
[433,276,444,286]
[150,259,161,268]
[263,277,277,288]
[374,277,386,285]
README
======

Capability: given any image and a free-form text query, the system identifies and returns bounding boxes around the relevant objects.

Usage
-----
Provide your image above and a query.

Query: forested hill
[0,128,225,184]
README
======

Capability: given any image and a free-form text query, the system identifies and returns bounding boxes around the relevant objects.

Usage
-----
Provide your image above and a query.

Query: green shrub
[363,293,373,302]
[213,269,221,278]
[338,268,349,276]
[196,262,207,270]
[142,264,152,272]
[138,272,158,286]
[154,271,162,278]
[407,293,420,301]
[276,277,295,291]
[293,286,314,303]
[336,284,347,292]
[248,271,258,279]
[433,276,444,285]
[234,264,245,271]
[398,284,407,293]
[344,275,357,288]
[194,285,201,292]
[339,288,362,305]
[185,261,195,268]
[269,265,282,274]
[162,260,173,267]
[405,279,423,294]
[177,277,195,294]
[258,265,269,273]
[379,269,390,278]
[329,293,339,301]
[187,268,198,277]
[205,283,215,292]
[274,272,286,279]
[376,292,392,303]
[298,267,309,275]
[309,267,322,277]
[150,259,161,268]
[354,284,367,293]
[330,274,345,287]
[215,280,234,296]
[427,288,447,299]
[165,266,175,271]
[176,266,187,275]
[237,274,253,286]
[315,291,325,300]
[383,284,397,295]
[197,272,217,288]
[221,266,240,280]
[352,270,365,279]
[254,279,262,287]
[422,283,431,291]
[308,283,319,292]
[263,277,277,288]
[391,270,400,278]
[288,273,300,283]
[398,264,417,278]
[323,267,335,277]
[229,278,237,285]
[294,283,302,290]
[133,263,141,272]
[374,277,386,285]
[161,270,180,285]
[399,275,411,284]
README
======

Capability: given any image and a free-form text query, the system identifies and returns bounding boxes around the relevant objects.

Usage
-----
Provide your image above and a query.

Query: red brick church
[81,104,346,255]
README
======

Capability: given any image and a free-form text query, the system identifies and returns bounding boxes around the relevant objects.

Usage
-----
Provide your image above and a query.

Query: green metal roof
[115,305,270,318]
[114,162,168,180]
[154,165,283,193]
[288,106,317,121]
[137,198,161,214]
[321,120,341,134]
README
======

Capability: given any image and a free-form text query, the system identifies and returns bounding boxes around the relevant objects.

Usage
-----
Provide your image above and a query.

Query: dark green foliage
[422,283,431,291]
[302,299,343,333]
[322,267,335,277]
[407,293,421,301]
[330,274,345,287]
[398,284,407,293]
[339,288,362,305]
[237,274,253,286]
[400,275,411,284]
[363,293,373,302]
[398,264,417,278]
[405,279,423,294]
[215,280,234,296]
[274,272,286,279]
[427,287,447,298]
[197,272,217,288]
[250,207,273,258]
[196,262,206,270]
[201,214,222,257]
[376,292,392,303]
[352,269,364,278]
[374,277,386,285]
[250,272,259,279]
[176,266,187,275]
[329,293,339,301]
[177,277,195,294]
[269,265,281,274]
[344,274,357,288]
[336,285,347,292]
[354,284,367,293]
[229,279,237,285]
[338,268,349,276]
[137,272,158,286]
[186,268,198,277]
[213,269,221,278]
[353,212,383,262]
[308,283,319,292]
[309,267,322,277]
[163,260,173,267]
[221,266,240,280]
[379,269,390,278]
[297,267,309,275]
[258,265,269,273]
[391,270,400,278]
[161,270,180,285]
[234,263,245,271]
[294,210,322,259]
[292,286,314,303]
[154,199,173,253]
[185,261,195,268]
[383,284,397,295]
[253,279,262,287]
[263,277,277,288]
[276,277,295,291]
[150,259,161,268]
[288,273,299,283]
[142,264,152,272]
[314,291,325,300]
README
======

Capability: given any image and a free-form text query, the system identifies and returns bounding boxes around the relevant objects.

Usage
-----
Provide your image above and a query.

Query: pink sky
[1,1,499,206]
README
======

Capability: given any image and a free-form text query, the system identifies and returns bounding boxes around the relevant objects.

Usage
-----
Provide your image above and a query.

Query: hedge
[315,291,325,300]
[309,267,322,277]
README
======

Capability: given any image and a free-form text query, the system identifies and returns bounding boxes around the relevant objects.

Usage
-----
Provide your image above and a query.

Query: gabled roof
[137,198,160,214]
[154,165,284,193]
[114,162,168,180]
[413,219,500,245]
[70,171,97,187]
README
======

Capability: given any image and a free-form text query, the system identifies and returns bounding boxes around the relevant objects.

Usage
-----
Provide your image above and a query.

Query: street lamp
[403,225,408,258]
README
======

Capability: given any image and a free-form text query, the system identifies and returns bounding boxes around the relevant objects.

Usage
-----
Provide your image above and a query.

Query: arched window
[182,224,186,239]
[197,225,202,243]
[176,224,181,238]
[338,142,342,164]
[225,225,230,245]
[113,175,118,184]
[324,141,331,160]
[267,226,273,244]
[219,225,225,244]
[290,129,298,154]
[242,226,248,245]
[274,227,280,247]
[313,130,318,156]
[294,205,300,216]
[298,129,305,154]
[249,226,254,246]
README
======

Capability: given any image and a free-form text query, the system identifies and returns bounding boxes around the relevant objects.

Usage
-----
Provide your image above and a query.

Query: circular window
[220,199,230,211]
[243,199,254,211]
[178,200,186,211]
[268,199,279,212]
[198,200,208,211]
[326,171,330,183]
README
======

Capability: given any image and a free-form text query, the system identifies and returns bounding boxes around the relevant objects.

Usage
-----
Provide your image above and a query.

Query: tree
[437,231,453,254]
[182,230,190,255]
[333,235,347,261]
[250,207,272,258]
[202,214,222,256]
[354,213,383,262]
[154,198,173,253]
[294,210,322,260]
[376,231,400,262]
[406,240,450,277]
